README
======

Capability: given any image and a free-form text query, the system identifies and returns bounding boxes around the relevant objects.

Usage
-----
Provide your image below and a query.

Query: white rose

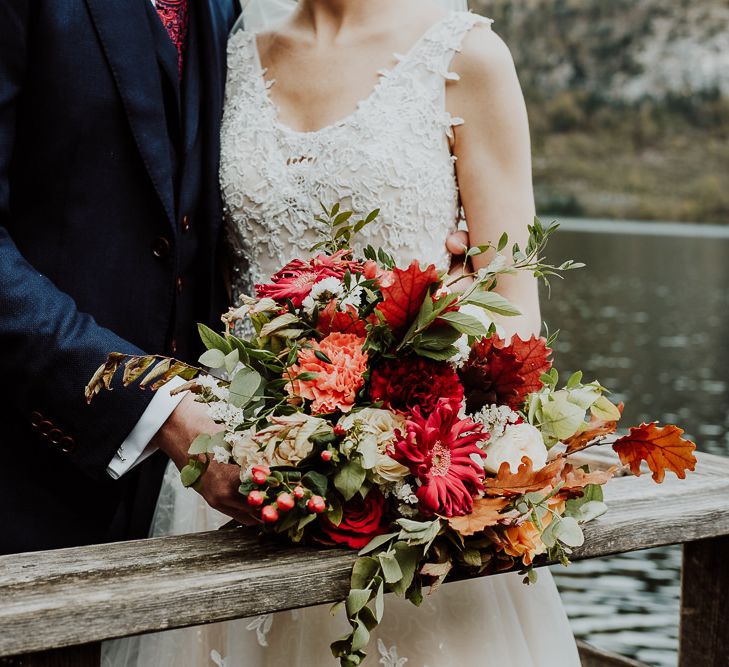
[483,422,548,474]
[338,408,410,482]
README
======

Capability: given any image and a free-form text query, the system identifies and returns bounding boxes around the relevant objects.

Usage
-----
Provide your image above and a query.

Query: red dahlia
[393,399,486,518]
[369,356,464,416]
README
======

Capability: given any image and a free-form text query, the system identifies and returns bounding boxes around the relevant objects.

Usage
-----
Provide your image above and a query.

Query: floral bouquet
[88,206,696,666]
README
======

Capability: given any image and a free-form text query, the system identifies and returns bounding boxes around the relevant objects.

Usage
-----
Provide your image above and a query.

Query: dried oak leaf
[560,463,617,495]
[482,456,566,497]
[447,497,511,536]
[564,403,625,454]
[376,260,440,333]
[612,422,697,483]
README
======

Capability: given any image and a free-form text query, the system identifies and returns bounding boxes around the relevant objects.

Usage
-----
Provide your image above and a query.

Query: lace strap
[400,11,494,81]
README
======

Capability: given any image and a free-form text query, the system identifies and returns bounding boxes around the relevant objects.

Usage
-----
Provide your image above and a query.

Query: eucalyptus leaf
[188,433,211,455]
[199,349,225,369]
[358,532,398,556]
[378,553,403,584]
[228,367,262,408]
[345,589,372,617]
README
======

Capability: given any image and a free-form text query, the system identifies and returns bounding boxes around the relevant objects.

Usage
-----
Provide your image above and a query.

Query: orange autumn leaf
[560,463,617,494]
[482,456,566,497]
[564,403,625,454]
[612,422,697,483]
[447,497,511,536]
[376,260,440,332]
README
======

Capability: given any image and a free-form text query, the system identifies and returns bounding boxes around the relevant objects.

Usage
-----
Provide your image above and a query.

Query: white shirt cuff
[107,376,187,480]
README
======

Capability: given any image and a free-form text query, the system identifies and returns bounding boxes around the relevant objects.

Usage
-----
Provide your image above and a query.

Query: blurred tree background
[474,0,729,223]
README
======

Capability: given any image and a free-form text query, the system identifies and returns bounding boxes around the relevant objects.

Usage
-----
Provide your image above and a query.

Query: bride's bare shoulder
[451,21,517,86]
[449,21,524,115]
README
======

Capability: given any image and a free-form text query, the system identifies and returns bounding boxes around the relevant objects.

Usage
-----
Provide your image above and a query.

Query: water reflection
[541,220,729,666]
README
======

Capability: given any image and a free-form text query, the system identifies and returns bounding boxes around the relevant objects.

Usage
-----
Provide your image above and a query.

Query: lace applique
[220,11,492,304]
[377,639,409,666]
[246,614,274,647]
[210,649,228,667]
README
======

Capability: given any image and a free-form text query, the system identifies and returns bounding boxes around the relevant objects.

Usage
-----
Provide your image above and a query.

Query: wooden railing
[1,451,728,667]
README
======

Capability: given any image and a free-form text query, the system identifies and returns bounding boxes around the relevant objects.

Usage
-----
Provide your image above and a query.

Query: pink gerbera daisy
[393,399,487,518]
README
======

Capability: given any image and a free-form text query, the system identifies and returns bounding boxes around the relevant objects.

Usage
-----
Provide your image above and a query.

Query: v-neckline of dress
[249,12,456,138]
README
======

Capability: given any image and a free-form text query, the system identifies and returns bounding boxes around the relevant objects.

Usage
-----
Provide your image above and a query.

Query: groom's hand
[152,394,257,526]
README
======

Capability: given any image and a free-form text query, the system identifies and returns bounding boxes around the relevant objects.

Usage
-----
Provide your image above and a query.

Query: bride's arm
[449,25,542,339]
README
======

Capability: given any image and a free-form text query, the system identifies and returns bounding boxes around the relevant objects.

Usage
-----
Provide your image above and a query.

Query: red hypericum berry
[293,485,306,499]
[251,465,270,485]
[261,505,279,523]
[320,450,333,462]
[307,495,327,514]
[247,490,265,508]
[333,425,346,437]
[276,492,295,512]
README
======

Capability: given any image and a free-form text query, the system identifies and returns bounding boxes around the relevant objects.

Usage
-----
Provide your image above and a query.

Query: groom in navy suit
[0,0,244,554]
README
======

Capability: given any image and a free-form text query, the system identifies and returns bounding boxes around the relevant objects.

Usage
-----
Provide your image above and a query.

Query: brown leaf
[560,463,617,493]
[482,456,566,497]
[613,422,697,483]
[84,352,127,404]
[564,403,625,453]
[447,497,511,536]
[420,560,453,592]
[121,355,156,386]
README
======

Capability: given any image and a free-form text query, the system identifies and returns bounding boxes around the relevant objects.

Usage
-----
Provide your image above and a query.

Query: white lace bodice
[220,11,492,299]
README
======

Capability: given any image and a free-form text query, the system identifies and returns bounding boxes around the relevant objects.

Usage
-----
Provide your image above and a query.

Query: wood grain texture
[678,535,729,666]
[0,451,727,658]
[577,640,648,667]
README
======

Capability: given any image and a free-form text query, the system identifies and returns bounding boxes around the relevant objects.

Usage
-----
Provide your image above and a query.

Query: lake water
[541,219,729,666]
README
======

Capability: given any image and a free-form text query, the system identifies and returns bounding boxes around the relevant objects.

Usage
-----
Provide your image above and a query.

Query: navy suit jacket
[0,0,239,553]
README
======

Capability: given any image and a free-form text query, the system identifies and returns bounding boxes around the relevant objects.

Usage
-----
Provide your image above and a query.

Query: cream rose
[231,414,331,470]
[483,422,548,474]
[256,414,331,467]
[338,408,409,482]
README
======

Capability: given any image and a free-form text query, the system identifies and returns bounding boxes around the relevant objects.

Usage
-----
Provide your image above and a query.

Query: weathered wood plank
[0,452,726,658]
[678,535,729,666]
[0,644,100,667]
[577,640,648,667]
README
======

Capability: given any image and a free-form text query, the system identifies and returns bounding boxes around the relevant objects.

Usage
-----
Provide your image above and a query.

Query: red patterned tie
[155,0,189,77]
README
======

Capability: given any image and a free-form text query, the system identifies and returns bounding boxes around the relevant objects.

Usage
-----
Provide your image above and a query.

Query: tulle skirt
[102,462,581,667]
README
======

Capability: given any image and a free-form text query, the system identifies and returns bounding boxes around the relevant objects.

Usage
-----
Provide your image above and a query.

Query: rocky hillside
[472,0,729,223]
[476,0,729,103]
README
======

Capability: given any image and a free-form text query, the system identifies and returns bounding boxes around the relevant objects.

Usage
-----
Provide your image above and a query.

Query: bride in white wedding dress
[103,0,581,665]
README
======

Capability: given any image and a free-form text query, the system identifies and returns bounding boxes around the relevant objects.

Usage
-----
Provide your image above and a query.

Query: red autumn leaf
[564,403,625,454]
[613,422,697,483]
[316,300,368,337]
[559,463,616,495]
[376,260,440,332]
[459,334,551,411]
[482,456,566,497]
[447,497,511,536]
[496,335,552,395]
